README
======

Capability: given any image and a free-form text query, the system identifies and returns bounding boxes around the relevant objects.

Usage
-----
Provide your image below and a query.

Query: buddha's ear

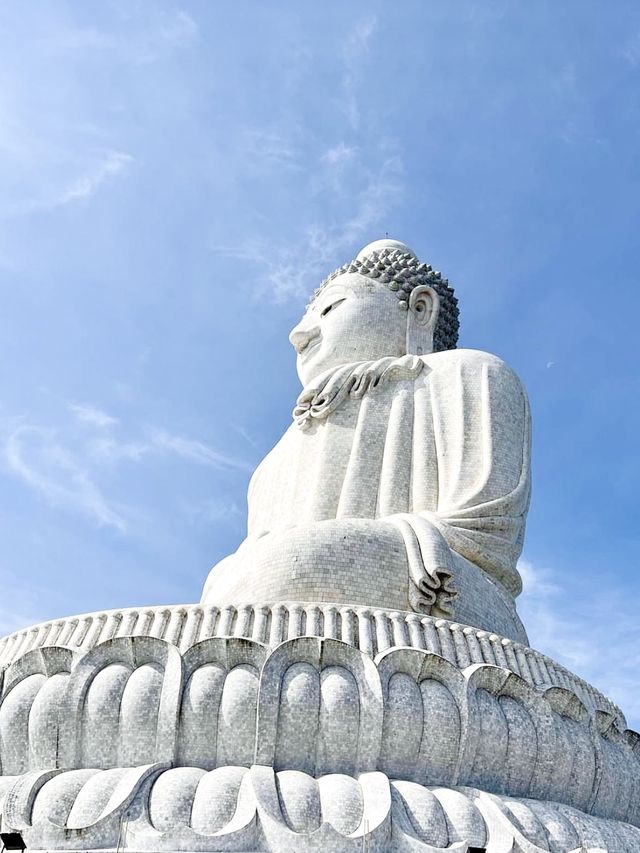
[406,285,440,355]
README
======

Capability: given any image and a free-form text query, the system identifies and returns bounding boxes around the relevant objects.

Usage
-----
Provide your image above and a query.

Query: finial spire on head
[356,238,418,261]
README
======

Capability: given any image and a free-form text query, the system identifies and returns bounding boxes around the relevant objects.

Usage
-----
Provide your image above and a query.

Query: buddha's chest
[247,381,431,531]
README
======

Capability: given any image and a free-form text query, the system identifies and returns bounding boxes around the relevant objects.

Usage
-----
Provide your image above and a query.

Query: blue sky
[1,2,639,725]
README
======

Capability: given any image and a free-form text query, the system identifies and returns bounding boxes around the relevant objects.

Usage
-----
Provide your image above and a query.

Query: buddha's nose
[289,319,320,354]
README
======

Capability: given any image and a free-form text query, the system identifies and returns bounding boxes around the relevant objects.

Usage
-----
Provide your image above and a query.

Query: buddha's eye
[320,298,346,318]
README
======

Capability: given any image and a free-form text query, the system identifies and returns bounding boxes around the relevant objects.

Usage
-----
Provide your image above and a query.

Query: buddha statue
[202,239,531,643]
[1,237,638,853]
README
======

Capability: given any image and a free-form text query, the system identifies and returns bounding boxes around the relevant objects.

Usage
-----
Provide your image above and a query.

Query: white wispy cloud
[68,404,251,472]
[0,5,197,220]
[54,149,133,206]
[241,129,302,171]
[518,558,562,598]
[183,497,244,528]
[87,436,150,464]
[70,403,118,428]
[518,558,640,729]
[153,430,252,472]
[622,28,640,66]
[1,403,251,534]
[48,8,199,63]
[126,8,199,63]
[210,11,402,304]
[7,150,135,217]
[327,150,404,247]
[340,16,377,130]
[86,428,252,471]
[232,423,263,452]
[212,148,404,303]
[4,425,127,532]
[322,143,356,166]
[153,9,199,49]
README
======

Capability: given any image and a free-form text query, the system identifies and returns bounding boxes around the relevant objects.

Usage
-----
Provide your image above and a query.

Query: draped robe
[202,348,531,642]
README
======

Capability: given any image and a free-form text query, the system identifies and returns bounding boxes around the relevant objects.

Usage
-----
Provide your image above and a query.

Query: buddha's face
[289,273,409,385]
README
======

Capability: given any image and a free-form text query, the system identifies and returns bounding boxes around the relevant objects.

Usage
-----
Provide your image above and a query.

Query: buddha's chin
[296,350,333,386]
[297,348,365,386]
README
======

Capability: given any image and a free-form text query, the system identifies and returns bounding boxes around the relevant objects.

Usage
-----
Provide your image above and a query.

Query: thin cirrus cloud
[518,558,640,726]
[25,7,199,64]
[68,404,250,472]
[8,150,135,217]
[182,498,244,528]
[151,430,252,473]
[52,150,133,207]
[69,402,119,429]
[4,424,127,532]
[240,130,302,172]
[2,407,251,534]
[340,15,377,130]
[210,15,402,304]
[211,148,404,303]
[321,143,357,167]
[0,6,197,221]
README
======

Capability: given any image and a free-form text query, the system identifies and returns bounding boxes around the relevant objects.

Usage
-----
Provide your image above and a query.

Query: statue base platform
[0,601,637,852]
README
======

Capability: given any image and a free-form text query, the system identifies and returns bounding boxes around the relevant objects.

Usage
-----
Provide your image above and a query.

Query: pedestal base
[0,603,635,852]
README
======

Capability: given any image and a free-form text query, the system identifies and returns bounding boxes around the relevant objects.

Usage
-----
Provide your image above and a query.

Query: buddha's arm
[409,350,532,597]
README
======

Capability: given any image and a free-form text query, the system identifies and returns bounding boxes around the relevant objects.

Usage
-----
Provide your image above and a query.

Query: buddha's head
[289,239,459,385]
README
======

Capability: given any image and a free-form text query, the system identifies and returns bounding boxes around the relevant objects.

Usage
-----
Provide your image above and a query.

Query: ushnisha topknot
[310,246,460,352]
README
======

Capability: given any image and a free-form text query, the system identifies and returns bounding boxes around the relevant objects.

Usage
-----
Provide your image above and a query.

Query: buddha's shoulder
[420,348,525,387]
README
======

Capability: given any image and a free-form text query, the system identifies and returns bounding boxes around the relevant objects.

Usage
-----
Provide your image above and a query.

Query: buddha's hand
[384,513,457,617]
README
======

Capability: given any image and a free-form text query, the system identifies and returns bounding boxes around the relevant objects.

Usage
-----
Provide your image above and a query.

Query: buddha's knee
[204,520,410,609]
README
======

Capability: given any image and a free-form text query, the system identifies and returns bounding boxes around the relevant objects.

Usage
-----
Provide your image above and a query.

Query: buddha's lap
[240,518,408,570]
[208,519,413,606]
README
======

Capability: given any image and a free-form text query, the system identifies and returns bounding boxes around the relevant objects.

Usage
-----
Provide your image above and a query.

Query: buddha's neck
[293,354,425,429]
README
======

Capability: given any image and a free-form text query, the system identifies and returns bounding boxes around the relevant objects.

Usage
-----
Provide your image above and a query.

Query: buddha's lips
[299,337,321,360]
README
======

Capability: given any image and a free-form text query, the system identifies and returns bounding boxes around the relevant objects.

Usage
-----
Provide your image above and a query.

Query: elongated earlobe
[406,285,440,355]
